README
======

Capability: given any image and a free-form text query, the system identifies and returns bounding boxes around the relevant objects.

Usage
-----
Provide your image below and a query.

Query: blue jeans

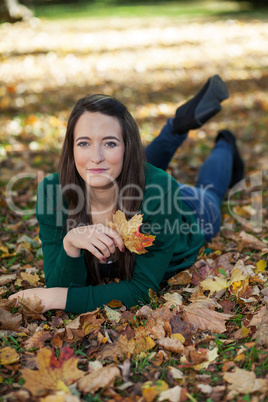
[145,118,234,241]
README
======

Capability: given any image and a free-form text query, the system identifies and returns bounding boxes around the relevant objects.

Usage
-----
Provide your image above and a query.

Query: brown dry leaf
[162,292,183,308]
[136,305,174,322]
[104,305,121,323]
[0,346,20,365]
[77,365,120,394]
[135,317,166,340]
[19,295,46,321]
[23,330,51,350]
[191,261,218,285]
[20,272,41,287]
[237,231,268,252]
[106,300,123,308]
[21,346,85,396]
[215,253,234,275]
[109,210,155,254]
[0,286,8,297]
[252,323,268,347]
[0,274,16,286]
[168,271,191,286]
[0,307,22,331]
[170,315,197,344]
[97,334,136,360]
[134,336,155,355]
[182,303,232,333]
[142,380,169,402]
[158,336,184,353]
[65,309,104,337]
[168,366,184,380]
[232,325,251,340]
[158,385,182,402]
[192,347,218,371]
[223,367,268,394]
[248,306,268,326]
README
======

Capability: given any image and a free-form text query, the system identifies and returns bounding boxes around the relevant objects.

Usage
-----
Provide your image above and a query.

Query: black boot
[216,129,245,188]
[173,75,229,134]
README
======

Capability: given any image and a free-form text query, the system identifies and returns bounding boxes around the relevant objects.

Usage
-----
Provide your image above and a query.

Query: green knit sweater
[36,163,204,314]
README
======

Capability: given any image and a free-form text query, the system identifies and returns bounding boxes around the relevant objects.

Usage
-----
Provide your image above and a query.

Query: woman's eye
[105,141,117,148]
[77,141,89,147]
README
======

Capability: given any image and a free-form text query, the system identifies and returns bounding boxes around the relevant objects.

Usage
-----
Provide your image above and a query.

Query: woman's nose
[91,146,104,163]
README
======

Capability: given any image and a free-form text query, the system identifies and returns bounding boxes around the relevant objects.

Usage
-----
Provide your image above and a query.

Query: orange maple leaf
[21,346,84,396]
[109,210,155,254]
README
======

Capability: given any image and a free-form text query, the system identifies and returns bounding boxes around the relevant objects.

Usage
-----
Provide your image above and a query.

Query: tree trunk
[0,0,33,23]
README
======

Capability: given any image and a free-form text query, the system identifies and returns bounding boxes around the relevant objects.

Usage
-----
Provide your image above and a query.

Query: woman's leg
[179,130,244,241]
[145,75,229,170]
[144,118,188,171]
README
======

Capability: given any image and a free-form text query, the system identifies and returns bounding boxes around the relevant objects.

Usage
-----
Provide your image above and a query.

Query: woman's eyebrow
[75,136,121,142]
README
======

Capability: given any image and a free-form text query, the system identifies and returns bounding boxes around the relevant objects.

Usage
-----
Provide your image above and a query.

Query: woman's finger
[94,225,124,251]
[86,243,109,262]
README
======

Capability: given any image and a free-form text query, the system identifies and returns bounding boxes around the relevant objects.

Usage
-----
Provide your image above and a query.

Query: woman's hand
[63,224,124,262]
[9,287,68,313]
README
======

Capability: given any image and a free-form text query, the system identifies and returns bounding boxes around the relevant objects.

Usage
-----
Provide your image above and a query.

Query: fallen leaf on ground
[252,323,268,347]
[23,329,51,350]
[182,303,232,333]
[19,272,41,287]
[0,274,16,286]
[158,336,184,353]
[162,292,183,308]
[200,276,227,294]
[168,366,184,380]
[0,308,22,331]
[191,261,218,285]
[104,305,121,323]
[77,365,120,394]
[142,380,169,402]
[97,334,136,360]
[134,336,156,355]
[158,385,182,402]
[223,367,268,394]
[21,346,84,396]
[0,346,20,365]
[254,259,267,273]
[237,231,268,252]
[109,210,155,254]
[248,305,268,326]
[168,271,191,286]
[193,347,218,370]
[19,295,46,321]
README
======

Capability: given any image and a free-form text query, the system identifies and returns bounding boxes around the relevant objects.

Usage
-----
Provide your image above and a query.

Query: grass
[32,0,268,21]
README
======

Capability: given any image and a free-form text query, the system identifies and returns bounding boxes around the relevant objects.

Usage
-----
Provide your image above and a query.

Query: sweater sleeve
[36,175,88,288]
[65,178,185,314]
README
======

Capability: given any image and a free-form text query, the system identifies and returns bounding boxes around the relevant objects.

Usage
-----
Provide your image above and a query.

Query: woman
[10,76,244,314]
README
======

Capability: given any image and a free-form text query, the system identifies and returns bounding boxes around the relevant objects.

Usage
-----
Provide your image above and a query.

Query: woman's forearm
[9,287,68,313]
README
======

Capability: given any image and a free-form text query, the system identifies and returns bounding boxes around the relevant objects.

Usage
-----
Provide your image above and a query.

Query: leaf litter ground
[0,11,268,402]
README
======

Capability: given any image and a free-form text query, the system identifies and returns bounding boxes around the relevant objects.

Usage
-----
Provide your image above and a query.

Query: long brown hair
[59,94,145,284]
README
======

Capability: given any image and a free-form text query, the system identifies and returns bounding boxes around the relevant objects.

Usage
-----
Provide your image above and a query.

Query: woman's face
[73,111,125,190]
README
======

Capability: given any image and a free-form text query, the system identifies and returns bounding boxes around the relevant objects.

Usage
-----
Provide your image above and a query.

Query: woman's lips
[87,169,108,174]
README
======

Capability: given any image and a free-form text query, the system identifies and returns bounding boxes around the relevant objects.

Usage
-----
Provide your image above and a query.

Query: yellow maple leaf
[20,272,41,287]
[0,346,20,365]
[254,259,267,274]
[21,347,84,396]
[229,268,247,285]
[200,276,227,294]
[109,210,155,254]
